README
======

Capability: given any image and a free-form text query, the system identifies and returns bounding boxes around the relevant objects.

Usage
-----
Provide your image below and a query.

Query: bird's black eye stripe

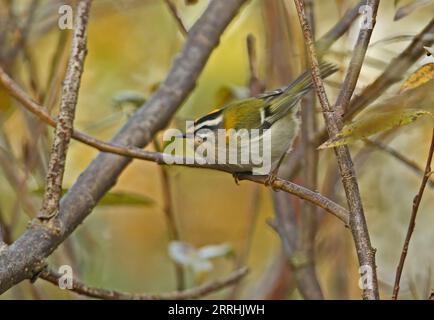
[196,109,223,124]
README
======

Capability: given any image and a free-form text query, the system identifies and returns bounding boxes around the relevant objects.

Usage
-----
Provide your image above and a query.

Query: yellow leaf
[400,63,434,93]
[319,109,433,149]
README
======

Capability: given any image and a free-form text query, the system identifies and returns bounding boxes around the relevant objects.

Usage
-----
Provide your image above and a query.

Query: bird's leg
[264,153,287,190]
[232,171,252,185]
[232,172,240,185]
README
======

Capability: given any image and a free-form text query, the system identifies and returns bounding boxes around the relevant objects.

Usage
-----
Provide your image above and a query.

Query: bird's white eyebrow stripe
[195,114,223,130]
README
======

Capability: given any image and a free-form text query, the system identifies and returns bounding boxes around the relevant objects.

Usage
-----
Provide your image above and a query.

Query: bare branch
[315,0,367,55]
[239,175,349,225]
[296,0,324,300]
[335,0,379,114]
[347,17,434,120]
[365,139,434,188]
[0,0,247,294]
[153,139,185,291]
[392,126,434,300]
[246,34,265,95]
[164,0,188,36]
[38,0,91,220]
[39,266,248,300]
[293,0,379,299]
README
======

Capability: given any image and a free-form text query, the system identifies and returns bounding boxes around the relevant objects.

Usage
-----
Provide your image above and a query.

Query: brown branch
[297,0,324,300]
[164,0,188,36]
[38,266,248,300]
[346,17,434,120]
[153,139,185,291]
[335,0,379,114]
[38,0,91,220]
[392,125,434,300]
[293,0,379,299]
[239,175,349,225]
[315,0,367,55]
[365,139,434,188]
[246,34,265,96]
[0,0,247,294]
[311,17,434,156]
[228,36,263,299]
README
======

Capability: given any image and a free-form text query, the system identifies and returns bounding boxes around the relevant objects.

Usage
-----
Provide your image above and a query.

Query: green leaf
[319,109,433,149]
[32,188,154,207]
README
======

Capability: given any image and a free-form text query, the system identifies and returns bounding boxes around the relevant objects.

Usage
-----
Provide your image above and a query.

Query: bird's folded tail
[283,61,339,96]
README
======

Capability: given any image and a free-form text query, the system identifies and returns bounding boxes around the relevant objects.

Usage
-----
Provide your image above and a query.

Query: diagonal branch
[335,0,379,114]
[392,125,434,300]
[38,266,248,300]
[293,0,379,300]
[164,0,188,36]
[0,0,247,295]
[38,0,91,220]
[346,17,434,120]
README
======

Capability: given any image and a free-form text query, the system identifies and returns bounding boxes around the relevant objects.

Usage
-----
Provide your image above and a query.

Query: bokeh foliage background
[0,0,434,299]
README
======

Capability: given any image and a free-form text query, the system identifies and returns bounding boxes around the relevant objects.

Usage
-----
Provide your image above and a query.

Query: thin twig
[293,0,379,300]
[315,0,367,55]
[335,0,379,114]
[38,0,91,220]
[38,266,248,300]
[246,34,264,96]
[313,17,434,155]
[153,138,185,291]
[365,139,434,188]
[164,0,188,36]
[5,0,40,60]
[347,17,434,120]
[392,126,434,300]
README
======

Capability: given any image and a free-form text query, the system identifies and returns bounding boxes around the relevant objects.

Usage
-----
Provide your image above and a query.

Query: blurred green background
[1,0,434,299]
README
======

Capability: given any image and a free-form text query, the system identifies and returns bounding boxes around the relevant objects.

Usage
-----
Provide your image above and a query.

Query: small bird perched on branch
[183,62,338,184]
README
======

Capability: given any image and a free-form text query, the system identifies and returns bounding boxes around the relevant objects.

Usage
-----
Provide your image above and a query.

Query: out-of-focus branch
[164,0,188,36]
[0,0,247,294]
[153,139,185,291]
[293,0,379,300]
[315,0,366,55]
[346,17,434,120]
[39,266,248,300]
[297,0,323,300]
[38,0,91,220]
[246,34,265,96]
[392,126,434,300]
[365,139,434,188]
[311,17,434,156]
